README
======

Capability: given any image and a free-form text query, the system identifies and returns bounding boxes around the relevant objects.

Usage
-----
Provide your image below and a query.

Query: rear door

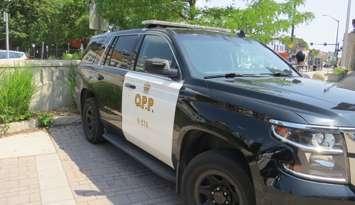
[122,34,183,167]
[95,35,140,132]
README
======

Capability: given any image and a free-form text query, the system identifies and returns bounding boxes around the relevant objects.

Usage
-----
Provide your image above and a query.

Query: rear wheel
[82,98,104,144]
[182,150,255,205]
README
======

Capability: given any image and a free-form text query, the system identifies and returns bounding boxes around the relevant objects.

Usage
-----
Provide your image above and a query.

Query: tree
[0,0,92,50]
[281,36,309,52]
[195,0,314,43]
[95,0,187,29]
[96,0,312,43]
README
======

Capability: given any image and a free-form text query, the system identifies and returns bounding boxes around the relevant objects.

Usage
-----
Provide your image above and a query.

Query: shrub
[334,67,348,77]
[0,68,35,124]
[63,52,82,60]
[37,113,54,128]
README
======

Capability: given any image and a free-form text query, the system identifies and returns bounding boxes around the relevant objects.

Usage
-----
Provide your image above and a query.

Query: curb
[0,114,81,137]
[52,114,81,127]
[0,119,38,137]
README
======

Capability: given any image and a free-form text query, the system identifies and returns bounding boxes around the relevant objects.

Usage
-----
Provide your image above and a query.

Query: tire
[182,150,255,205]
[82,97,104,144]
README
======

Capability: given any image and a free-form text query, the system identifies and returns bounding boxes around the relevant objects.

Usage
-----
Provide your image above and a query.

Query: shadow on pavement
[49,124,182,205]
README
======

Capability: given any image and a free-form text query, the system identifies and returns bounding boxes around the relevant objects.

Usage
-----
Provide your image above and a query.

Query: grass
[37,112,54,128]
[63,52,82,60]
[0,67,35,124]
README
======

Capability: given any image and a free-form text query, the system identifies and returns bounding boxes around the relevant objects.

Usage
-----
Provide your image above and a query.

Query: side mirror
[144,58,178,79]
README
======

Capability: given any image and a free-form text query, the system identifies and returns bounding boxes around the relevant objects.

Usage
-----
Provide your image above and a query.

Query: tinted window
[136,35,177,72]
[105,35,138,69]
[82,36,107,64]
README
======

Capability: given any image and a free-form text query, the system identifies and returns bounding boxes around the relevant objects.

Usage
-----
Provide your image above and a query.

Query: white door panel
[122,72,182,167]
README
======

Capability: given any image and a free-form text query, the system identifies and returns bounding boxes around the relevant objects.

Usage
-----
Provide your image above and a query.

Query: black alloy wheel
[195,170,242,205]
[82,98,104,143]
[182,150,255,205]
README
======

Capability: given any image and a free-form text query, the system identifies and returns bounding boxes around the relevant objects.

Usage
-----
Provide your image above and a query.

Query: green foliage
[37,113,54,128]
[195,0,314,43]
[0,68,35,125]
[334,67,349,77]
[63,53,82,60]
[281,36,309,51]
[0,0,93,49]
[96,0,313,43]
[96,0,186,29]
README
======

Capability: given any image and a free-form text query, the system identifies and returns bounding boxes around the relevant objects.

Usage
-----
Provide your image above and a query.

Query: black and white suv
[75,20,355,205]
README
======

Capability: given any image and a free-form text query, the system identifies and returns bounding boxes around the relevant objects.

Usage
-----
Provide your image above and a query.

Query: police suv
[75,20,355,205]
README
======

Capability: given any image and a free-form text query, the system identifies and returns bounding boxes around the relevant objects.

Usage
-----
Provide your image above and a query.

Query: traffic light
[310,42,314,46]
[323,43,328,46]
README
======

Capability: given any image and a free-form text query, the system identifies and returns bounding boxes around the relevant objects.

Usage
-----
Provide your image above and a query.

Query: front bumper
[259,170,355,205]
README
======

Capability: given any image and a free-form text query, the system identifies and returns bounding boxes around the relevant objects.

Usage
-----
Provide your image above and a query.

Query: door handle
[125,83,136,89]
[97,74,104,80]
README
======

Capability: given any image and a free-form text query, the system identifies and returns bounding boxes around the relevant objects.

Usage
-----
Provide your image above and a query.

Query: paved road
[0,125,181,205]
[50,125,181,205]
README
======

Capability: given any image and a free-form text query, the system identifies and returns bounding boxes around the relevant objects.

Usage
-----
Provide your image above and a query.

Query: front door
[122,35,182,167]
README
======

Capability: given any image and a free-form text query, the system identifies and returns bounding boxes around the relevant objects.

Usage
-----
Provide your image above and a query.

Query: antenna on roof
[142,20,231,33]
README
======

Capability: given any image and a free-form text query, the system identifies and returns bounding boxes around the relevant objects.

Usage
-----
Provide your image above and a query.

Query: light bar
[142,20,231,33]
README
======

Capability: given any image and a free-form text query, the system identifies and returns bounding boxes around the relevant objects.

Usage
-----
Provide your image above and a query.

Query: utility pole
[3,12,10,59]
[323,15,340,67]
[345,0,352,35]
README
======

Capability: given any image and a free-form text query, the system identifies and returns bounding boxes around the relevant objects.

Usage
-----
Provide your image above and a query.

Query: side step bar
[102,133,176,182]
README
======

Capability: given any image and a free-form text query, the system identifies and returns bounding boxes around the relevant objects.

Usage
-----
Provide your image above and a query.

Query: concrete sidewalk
[338,72,355,91]
[0,126,181,205]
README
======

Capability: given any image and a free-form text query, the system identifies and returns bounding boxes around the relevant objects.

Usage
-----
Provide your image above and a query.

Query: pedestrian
[295,48,306,71]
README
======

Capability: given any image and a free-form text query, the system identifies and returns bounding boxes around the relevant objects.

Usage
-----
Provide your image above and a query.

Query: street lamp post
[4,0,11,59]
[323,14,340,67]
[3,12,10,59]
[345,0,352,35]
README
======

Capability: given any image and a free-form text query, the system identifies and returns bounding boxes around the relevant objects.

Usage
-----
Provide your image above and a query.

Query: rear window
[104,35,138,69]
[82,36,108,64]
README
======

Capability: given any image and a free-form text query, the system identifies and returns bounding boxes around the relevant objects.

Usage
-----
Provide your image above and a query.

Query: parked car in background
[0,50,27,61]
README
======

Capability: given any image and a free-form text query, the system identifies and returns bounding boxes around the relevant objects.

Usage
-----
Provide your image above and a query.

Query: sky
[197,0,355,52]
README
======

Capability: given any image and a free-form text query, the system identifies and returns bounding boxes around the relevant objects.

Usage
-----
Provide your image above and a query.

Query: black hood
[206,77,355,127]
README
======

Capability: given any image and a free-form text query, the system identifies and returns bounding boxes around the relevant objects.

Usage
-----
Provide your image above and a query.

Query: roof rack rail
[142,20,231,33]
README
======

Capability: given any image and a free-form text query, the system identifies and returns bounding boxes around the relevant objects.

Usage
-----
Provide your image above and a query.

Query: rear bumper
[259,170,355,205]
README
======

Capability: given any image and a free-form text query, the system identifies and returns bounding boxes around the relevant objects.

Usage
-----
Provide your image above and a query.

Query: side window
[105,35,138,69]
[136,35,177,72]
[82,36,107,64]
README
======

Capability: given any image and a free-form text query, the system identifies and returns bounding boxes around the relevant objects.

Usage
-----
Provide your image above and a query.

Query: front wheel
[82,98,104,144]
[182,150,255,205]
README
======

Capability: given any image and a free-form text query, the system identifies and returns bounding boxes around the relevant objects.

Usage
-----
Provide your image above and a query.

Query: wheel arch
[175,127,252,193]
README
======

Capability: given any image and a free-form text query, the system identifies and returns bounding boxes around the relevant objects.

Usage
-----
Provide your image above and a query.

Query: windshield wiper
[269,72,293,77]
[204,73,262,79]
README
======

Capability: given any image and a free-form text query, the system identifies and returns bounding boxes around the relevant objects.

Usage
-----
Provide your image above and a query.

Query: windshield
[176,33,297,78]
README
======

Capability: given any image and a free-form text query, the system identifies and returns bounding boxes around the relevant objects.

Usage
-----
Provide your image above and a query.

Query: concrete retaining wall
[0,60,80,112]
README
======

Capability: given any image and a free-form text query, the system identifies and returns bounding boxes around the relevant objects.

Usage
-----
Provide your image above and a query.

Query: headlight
[270,119,353,184]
